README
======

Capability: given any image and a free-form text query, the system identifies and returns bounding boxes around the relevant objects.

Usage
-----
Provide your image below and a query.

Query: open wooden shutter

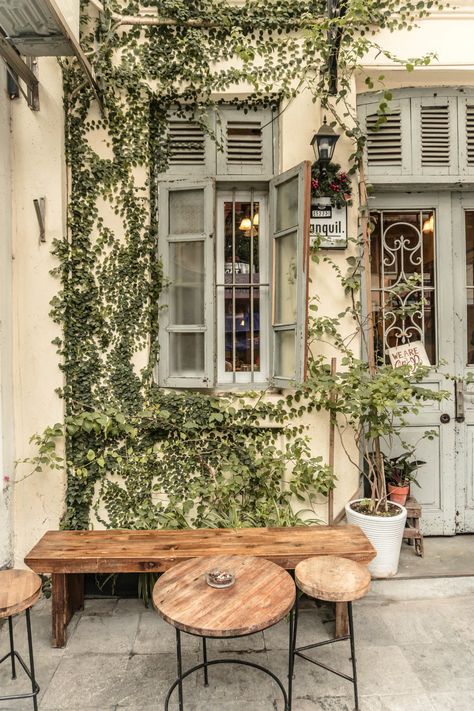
[269,161,311,387]
[158,179,215,388]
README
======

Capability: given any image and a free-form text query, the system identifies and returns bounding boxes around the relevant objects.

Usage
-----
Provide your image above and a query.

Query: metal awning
[0,0,101,109]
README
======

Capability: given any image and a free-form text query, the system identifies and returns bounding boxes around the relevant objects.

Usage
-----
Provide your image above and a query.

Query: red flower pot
[388,483,410,506]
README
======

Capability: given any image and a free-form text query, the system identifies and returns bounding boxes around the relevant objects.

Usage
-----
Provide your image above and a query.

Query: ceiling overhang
[0,0,101,109]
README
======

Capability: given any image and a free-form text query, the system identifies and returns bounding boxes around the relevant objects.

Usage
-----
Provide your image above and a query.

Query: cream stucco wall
[7,3,474,565]
[0,0,79,568]
[1,67,14,568]
[8,57,67,567]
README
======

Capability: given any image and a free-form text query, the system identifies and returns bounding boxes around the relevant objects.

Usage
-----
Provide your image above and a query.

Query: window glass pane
[224,201,260,274]
[274,231,297,324]
[276,176,298,232]
[274,329,295,379]
[370,210,436,364]
[169,333,205,376]
[223,199,261,374]
[169,241,204,325]
[224,287,260,372]
[169,189,204,234]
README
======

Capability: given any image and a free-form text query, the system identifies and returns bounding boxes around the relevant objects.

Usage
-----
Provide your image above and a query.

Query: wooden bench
[25,525,376,647]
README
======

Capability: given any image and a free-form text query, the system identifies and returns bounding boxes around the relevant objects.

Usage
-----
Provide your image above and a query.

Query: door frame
[369,191,457,535]
[452,192,474,532]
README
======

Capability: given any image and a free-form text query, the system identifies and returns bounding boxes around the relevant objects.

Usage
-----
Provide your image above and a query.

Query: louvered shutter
[158,179,215,388]
[366,110,402,167]
[359,98,411,176]
[411,96,458,175]
[458,97,474,176]
[466,104,474,166]
[269,161,311,387]
[158,111,215,177]
[216,107,276,177]
[168,119,206,166]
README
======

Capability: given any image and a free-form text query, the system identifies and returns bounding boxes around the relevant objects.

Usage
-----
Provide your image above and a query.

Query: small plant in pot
[383,452,425,507]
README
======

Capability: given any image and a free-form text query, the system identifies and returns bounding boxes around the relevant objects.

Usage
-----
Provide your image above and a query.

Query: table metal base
[166,622,293,711]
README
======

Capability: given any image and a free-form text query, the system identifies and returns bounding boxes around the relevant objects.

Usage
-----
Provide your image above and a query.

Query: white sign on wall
[387,340,431,370]
[309,199,347,249]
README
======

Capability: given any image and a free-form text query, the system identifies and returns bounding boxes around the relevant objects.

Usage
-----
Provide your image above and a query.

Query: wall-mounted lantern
[310,117,340,173]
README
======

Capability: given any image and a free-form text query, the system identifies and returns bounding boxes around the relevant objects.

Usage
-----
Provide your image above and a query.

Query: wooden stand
[403,496,424,557]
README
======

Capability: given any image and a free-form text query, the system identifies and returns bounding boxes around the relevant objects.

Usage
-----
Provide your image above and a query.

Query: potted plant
[337,361,436,578]
[304,289,446,577]
[304,346,443,577]
[383,452,425,506]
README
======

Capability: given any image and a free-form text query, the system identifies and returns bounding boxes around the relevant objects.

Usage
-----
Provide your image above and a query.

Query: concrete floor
[2,574,474,711]
[397,534,474,578]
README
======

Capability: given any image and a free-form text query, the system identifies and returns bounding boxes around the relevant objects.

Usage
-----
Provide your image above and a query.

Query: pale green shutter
[270,161,311,387]
[158,179,215,387]
[216,107,276,177]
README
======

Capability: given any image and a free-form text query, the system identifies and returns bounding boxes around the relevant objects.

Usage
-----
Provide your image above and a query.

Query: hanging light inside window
[422,214,434,233]
[239,214,258,237]
[239,217,252,232]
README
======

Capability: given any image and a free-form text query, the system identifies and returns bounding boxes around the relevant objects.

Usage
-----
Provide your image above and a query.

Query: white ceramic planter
[345,499,407,578]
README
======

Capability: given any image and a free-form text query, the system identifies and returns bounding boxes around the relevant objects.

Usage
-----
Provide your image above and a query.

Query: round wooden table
[153,555,296,711]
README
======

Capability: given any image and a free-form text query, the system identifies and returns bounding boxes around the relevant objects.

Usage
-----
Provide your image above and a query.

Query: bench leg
[335,601,348,638]
[52,574,84,648]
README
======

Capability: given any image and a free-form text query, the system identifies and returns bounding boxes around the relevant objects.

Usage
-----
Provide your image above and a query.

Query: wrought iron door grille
[370,209,437,364]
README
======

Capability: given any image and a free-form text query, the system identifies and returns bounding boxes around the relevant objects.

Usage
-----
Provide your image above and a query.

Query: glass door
[370,193,456,535]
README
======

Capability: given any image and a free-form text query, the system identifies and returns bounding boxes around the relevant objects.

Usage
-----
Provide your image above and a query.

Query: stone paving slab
[0,587,474,710]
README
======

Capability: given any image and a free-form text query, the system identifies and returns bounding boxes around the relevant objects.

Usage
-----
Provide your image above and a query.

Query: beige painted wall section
[57,0,80,36]
[1,67,13,567]
[359,8,474,90]
[11,58,66,567]
[280,89,361,519]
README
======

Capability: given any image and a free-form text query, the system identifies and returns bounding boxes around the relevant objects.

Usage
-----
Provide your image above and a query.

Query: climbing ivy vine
[24,0,444,532]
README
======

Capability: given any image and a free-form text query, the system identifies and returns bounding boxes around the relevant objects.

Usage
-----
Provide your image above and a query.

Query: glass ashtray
[205,569,235,589]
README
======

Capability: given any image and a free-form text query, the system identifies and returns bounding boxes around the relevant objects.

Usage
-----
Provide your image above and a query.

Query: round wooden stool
[290,556,371,711]
[0,569,42,711]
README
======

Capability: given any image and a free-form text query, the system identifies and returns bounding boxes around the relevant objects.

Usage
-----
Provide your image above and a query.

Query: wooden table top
[0,569,42,619]
[25,525,376,573]
[153,555,296,637]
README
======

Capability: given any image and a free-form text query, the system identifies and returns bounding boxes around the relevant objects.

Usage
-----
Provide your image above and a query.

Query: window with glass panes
[157,107,311,389]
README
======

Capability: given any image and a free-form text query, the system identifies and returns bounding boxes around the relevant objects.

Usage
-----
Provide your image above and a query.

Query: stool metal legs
[0,608,39,711]
[8,616,16,679]
[289,599,359,711]
[347,601,359,707]
[26,609,39,711]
